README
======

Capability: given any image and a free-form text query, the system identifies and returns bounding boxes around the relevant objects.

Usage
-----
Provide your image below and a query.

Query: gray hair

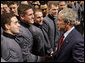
[59,8,77,26]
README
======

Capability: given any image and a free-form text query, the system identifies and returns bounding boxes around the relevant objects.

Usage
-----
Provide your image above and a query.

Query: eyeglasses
[41,8,47,11]
[33,4,40,6]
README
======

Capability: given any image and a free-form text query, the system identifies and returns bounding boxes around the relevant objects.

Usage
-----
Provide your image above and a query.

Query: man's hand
[50,50,54,56]
[54,47,57,52]
[75,21,80,25]
[42,55,52,62]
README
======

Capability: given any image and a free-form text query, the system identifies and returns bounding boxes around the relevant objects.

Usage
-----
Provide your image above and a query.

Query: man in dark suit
[52,8,84,62]
[1,13,23,62]
[42,2,60,51]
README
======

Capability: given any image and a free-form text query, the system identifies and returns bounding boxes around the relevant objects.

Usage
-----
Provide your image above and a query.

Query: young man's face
[49,5,58,17]
[34,12,43,25]
[58,1,67,11]
[7,16,20,34]
[9,4,18,16]
[3,4,10,13]
[40,4,48,17]
[22,9,34,24]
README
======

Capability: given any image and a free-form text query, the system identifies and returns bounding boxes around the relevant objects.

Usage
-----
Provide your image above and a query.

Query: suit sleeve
[72,39,84,62]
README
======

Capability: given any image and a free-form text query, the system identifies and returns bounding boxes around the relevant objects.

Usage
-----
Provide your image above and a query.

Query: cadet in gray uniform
[16,4,38,62]
[33,9,53,62]
[1,13,23,62]
[43,2,61,51]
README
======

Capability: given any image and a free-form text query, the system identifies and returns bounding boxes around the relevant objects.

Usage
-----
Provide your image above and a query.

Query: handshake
[42,47,57,62]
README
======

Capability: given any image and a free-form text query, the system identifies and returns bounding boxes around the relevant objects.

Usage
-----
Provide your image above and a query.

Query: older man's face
[57,14,66,31]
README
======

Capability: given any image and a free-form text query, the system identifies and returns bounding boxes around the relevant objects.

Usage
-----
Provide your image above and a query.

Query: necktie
[59,34,64,50]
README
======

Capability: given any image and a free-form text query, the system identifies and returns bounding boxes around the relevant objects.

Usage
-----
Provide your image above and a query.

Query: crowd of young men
[1,1,84,62]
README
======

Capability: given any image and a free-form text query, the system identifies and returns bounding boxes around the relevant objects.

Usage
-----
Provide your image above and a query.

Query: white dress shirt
[64,26,75,40]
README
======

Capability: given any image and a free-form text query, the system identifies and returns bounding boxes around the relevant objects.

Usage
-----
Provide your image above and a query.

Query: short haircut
[1,13,15,30]
[58,1,67,5]
[7,1,18,6]
[1,1,8,4]
[18,4,32,16]
[40,1,48,5]
[34,9,42,15]
[48,1,59,8]
[59,8,77,26]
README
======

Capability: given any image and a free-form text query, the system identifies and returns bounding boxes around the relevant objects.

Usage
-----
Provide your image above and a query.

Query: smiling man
[52,8,84,62]
[1,13,23,62]
[42,2,60,52]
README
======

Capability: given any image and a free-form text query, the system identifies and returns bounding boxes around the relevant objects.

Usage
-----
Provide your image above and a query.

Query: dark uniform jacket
[33,23,53,56]
[29,24,46,56]
[1,31,23,62]
[42,14,60,50]
[16,21,38,62]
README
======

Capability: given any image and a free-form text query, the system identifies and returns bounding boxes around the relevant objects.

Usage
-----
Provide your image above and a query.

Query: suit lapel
[59,29,75,52]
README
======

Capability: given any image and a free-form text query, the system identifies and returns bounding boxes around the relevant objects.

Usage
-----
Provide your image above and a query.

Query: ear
[5,24,10,30]
[67,20,71,25]
[20,14,25,20]
[48,7,51,11]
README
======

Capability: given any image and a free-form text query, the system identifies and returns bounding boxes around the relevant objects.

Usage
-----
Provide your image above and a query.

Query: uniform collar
[48,14,55,21]
[20,20,30,28]
[3,31,16,39]
[33,23,42,28]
